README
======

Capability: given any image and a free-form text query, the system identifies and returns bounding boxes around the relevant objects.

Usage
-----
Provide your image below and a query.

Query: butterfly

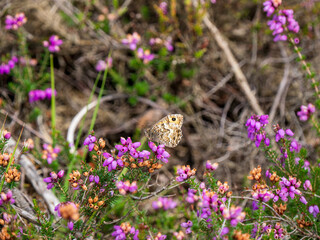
[144,114,183,148]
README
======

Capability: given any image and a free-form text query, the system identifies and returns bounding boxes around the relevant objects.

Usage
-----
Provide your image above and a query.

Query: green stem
[50,54,56,146]
[63,71,102,189]
[81,67,109,162]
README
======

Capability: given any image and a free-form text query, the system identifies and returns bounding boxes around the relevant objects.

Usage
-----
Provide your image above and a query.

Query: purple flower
[102,152,124,171]
[176,165,196,182]
[220,227,229,236]
[29,88,56,103]
[115,137,141,158]
[265,3,300,42]
[122,32,141,50]
[246,115,270,148]
[152,197,177,210]
[83,135,96,151]
[95,57,113,72]
[0,190,15,205]
[116,181,138,195]
[42,144,61,164]
[0,56,19,75]
[297,104,315,121]
[137,48,155,64]
[112,223,139,240]
[186,188,198,204]
[221,205,246,227]
[300,196,308,205]
[206,161,218,171]
[252,189,274,202]
[309,205,319,218]
[181,220,193,234]
[159,2,168,15]
[43,170,64,189]
[148,142,170,163]
[5,13,27,30]
[43,35,63,52]
[303,180,312,191]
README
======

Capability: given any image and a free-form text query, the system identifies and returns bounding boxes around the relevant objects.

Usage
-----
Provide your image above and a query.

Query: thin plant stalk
[80,65,109,162]
[50,54,56,146]
[63,71,102,189]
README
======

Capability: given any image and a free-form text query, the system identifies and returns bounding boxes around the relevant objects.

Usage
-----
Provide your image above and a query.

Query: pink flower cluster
[0,190,15,205]
[0,56,18,75]
[121,32,155,64]
[29,88,57,103]
[263,0,300,42]
[122,32,141,50]
[116,181,138,195]
[5,13,27,30]
[43,35,63,52]
[297,103,315,121]
[176,165,196,182]
[95,57,113,72]
[42,144,61,164]
[152,197,177,210]
[246,115,270,148]
[43,170,65,189]
[206,161,218,171]
[137,48,155,64]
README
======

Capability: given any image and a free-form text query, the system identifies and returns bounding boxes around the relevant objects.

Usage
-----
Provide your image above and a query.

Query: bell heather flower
[220,205,246,227]
[297,104,315,121]
[43,35,63,52]
[186,188,198,204]
[3,130,11,140]
[159,2,168,15]
[264,1,300,42]
[116,181,138,195]
[102,152,124,171]
[176,165,196,182]
[95,57,113,71]
[0,190,15,205]
[300,196,308,205]
[275,128,294,142]
[29,88,57,103]
[206,161,218,171]
[112,222,139,240]
[309,205,319,218]
[303,180,312,191]
[89,175,100,184]
[121,32,141,50]
[252,188,274,202]
[148,232,167,240]
[83,135,97,151]
[181,220,193,234]
[115,137,141,158]
[137,48,155,64]
[201,190,219,211]
[263,0,281,17]
[275,176,301,202]
[148,142,170,163]
[0,56,18,75]
[55,202,79,231]
[43,170,64,189]
[152,197,177,210]
[41,144,61,164]
[246,115,270,148]
[5,13,27,30]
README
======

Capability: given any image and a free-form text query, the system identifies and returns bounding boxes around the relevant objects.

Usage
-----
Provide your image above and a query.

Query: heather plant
[1,0,320,239]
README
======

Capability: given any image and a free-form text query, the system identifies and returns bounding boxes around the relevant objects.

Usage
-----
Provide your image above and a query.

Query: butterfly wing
[145,114,183,148]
